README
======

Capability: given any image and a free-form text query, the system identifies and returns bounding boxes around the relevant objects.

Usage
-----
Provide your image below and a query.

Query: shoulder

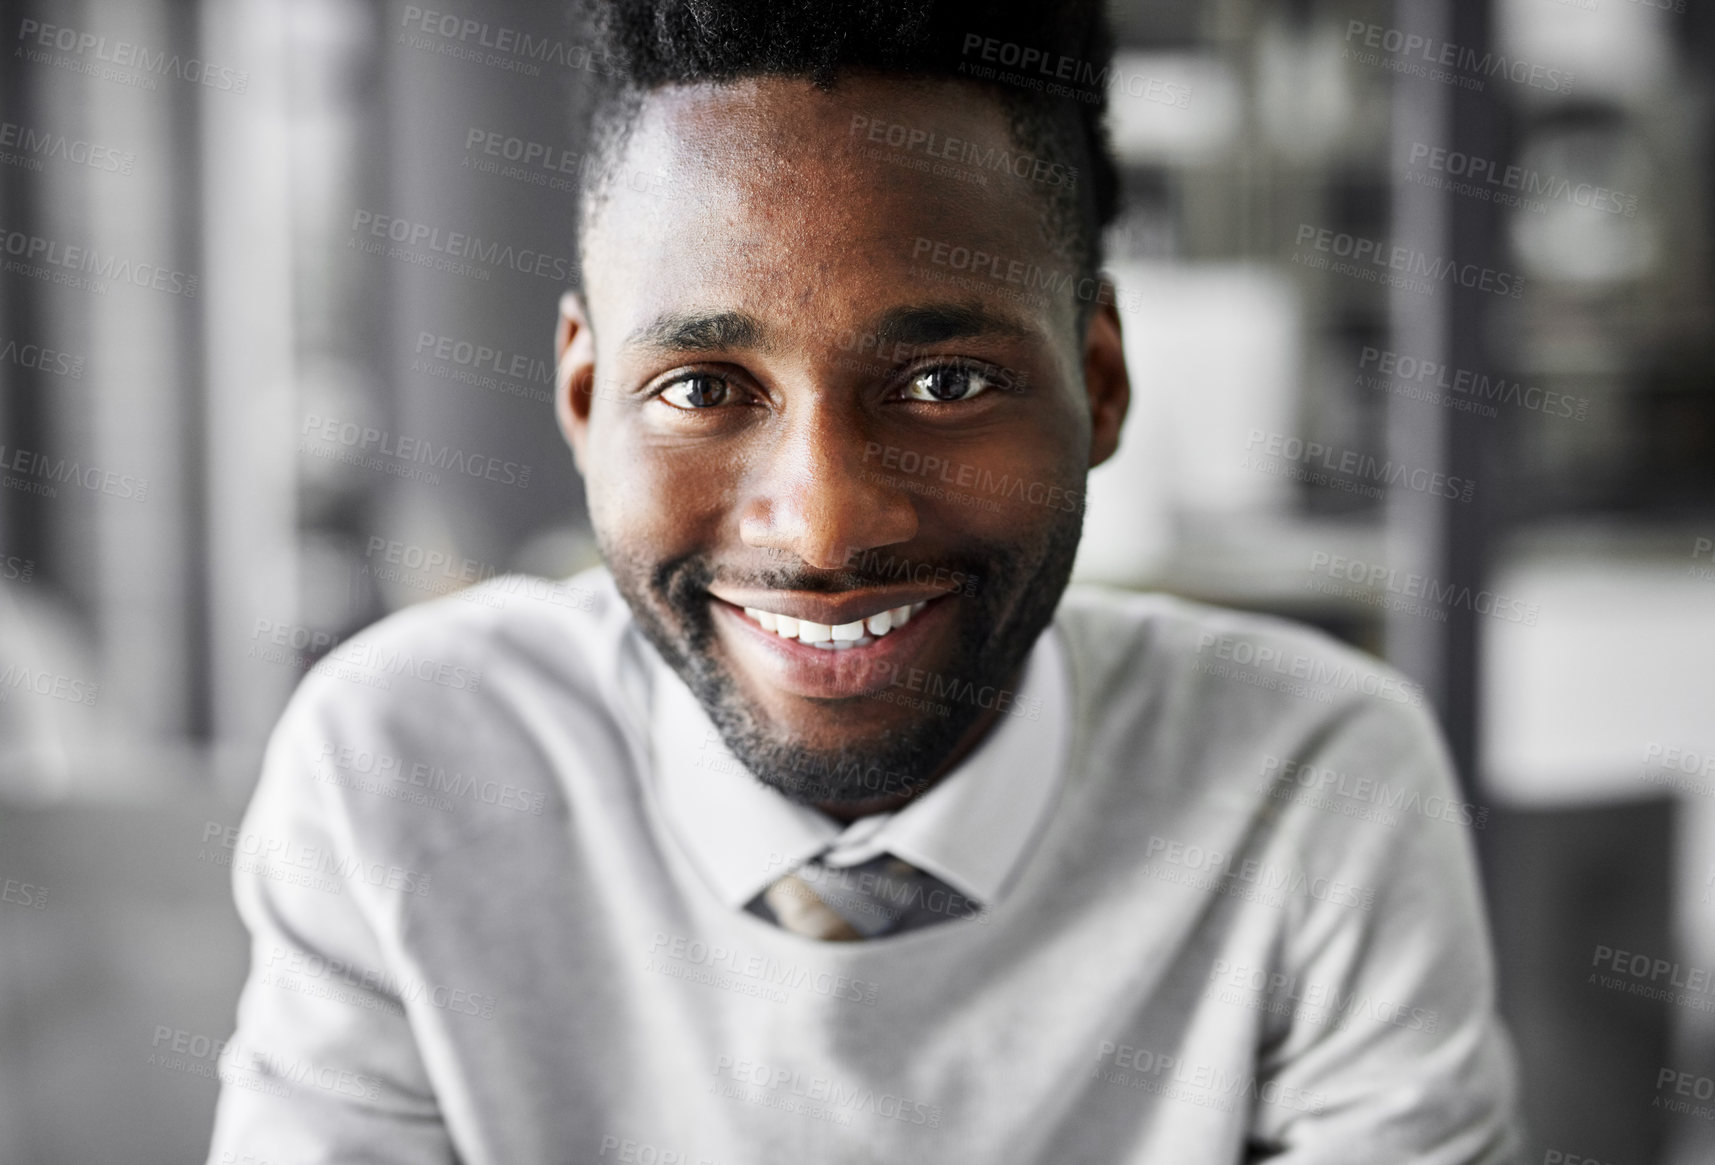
[292,565,633,720]
[1055,584,1426,711]
[1052,585,1443,803]
[1051,590,1485,953]
[254,567,648,854]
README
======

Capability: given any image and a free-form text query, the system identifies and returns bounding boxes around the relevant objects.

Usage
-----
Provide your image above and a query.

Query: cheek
[979,446,1083,532]
[909,420,1083,521]
[583,412,731,551]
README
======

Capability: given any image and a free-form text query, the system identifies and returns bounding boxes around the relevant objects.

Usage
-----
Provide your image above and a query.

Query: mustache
[653,552,997,601]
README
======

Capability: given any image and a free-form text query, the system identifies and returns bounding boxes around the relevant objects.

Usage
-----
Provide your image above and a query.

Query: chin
[599,510,1082,806]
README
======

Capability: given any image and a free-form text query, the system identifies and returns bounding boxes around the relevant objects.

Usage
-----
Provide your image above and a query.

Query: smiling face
[557,73,1128,817]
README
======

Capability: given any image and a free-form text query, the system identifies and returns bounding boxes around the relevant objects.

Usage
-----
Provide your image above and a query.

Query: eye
[657,373,730,409]
[902,364,1000,403]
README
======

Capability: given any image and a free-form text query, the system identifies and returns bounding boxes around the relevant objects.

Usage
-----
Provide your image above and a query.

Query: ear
[554,289,598,475]
[1082,287,1130,469]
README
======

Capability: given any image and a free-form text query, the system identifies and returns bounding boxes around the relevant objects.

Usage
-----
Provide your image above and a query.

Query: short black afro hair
[571,0,1121,313]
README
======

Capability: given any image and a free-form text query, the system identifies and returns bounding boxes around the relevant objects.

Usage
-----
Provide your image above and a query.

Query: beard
[601,514,1083,808]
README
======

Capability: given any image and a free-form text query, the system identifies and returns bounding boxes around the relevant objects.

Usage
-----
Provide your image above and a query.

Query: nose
[738,403,918,570]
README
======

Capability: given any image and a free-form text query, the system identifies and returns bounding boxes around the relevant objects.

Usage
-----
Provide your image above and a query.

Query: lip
[710,592,955,700]
[706,583,951,627]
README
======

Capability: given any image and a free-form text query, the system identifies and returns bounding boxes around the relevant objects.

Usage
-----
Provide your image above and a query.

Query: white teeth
[813,636,872,650]
[738,598,933,642]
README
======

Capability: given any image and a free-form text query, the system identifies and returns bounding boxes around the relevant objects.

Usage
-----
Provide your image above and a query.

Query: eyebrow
[624,310,769,354]
[870,302,1033,347]
[620,300,1034,356]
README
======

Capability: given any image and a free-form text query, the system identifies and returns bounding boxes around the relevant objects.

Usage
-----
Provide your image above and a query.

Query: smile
[739,601,926,650]
[705,583,955,698]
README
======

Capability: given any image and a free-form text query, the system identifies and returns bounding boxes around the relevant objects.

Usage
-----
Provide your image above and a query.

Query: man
[208,1,1521,1161]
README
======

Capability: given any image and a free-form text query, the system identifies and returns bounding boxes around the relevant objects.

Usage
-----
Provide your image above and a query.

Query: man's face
[558,75,1128,812]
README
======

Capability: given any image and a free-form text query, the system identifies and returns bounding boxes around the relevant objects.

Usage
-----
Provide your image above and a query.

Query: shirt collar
[647,627,1070,911]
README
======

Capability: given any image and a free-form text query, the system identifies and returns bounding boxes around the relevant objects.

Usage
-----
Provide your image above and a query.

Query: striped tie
[747,853,982,941]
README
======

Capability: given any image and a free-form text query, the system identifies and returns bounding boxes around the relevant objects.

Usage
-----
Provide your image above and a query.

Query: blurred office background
[0,0,1711,1160]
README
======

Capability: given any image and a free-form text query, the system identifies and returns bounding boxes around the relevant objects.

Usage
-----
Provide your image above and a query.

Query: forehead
[581,74,1075,342]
